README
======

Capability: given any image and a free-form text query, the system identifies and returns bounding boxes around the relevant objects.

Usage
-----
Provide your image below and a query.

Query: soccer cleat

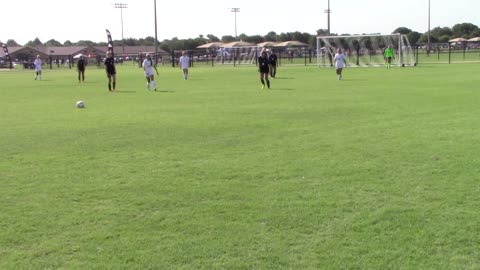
[261,85,265,90]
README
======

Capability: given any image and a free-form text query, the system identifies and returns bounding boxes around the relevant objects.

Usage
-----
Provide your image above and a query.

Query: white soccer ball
[76,100,85,109]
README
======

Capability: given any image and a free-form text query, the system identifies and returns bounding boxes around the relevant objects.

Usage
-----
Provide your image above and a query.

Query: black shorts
[259,67,269,73]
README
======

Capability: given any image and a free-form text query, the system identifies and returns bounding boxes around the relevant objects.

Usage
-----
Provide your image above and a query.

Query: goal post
[317,34,415,67]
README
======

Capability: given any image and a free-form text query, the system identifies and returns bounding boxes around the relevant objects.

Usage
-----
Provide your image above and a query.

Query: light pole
[427,0,431,51]
[324,0,331,35]
[154,0,158,64]
[114,3,128,56]
[231,8,240,40]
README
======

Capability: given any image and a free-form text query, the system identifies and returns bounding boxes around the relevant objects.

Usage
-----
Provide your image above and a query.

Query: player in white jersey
[34,55,42,80]
[178,51,190,80]
[333,48,347,80]
[142,54,159,91]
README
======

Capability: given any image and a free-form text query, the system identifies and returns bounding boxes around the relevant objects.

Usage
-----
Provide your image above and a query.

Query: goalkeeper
[384,45,395,69]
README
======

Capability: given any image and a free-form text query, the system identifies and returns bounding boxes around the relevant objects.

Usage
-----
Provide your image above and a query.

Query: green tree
[76,40,97,46]
[437,35,450,43]
[238,33,248,41]
[138,37,157,46]
[221,36,236,43]
[264,31,278,41]
[63,40,73,46]
[316,29,331,36]
[419,33,438,43]
[452,23,479,38]
[243,35,263,44]
[206,34,220,42]
[44,39,63,46]
[407,31,422,44]
[25,37,43,47]
[279,32,293,42]
[430,27,453,40]
[6,39,20,46]
[291,32,311,44]
[392,27,412,34]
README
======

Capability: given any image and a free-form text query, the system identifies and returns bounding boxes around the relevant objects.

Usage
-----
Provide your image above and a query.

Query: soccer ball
[76,100,85,108]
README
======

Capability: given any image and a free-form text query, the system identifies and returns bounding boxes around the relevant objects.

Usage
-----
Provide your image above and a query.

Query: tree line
[2,23,478,52]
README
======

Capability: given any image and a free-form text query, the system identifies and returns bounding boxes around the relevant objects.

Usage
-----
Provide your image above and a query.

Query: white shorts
[145,68,154,77]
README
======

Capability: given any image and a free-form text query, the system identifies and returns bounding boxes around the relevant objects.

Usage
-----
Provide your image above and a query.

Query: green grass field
[1,63,480,269]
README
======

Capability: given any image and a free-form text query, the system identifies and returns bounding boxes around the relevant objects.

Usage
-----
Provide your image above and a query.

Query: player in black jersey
[258,50,270,89]
[77,55,87,83]
[268,50,278,78]
[104,52,116,91]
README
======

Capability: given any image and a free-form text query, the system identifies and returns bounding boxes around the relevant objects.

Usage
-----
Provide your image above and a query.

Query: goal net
[317,34,415,67]
[214,46,259,65]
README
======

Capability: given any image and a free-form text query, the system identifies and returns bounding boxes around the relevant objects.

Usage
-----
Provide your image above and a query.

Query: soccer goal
[317,34,415,67]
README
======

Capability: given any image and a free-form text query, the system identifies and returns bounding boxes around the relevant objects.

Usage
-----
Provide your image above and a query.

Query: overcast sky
[1,0,478,44]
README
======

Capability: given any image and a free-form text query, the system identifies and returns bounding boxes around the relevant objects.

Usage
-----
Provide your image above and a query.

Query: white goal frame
[316,34,415,67]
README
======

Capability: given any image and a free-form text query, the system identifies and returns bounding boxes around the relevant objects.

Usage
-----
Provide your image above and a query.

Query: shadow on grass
[272,77,295,80]
[114,90,137,93]
[268,88,295,91]
[338,78,368,82]
[156,90,176,93]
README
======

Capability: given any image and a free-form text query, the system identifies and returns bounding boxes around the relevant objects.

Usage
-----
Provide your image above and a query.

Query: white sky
[1,0,479,45]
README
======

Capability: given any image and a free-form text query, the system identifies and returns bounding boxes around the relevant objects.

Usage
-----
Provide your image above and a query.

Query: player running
[268,50,278,78]
[104,52,116,91]
[142,54,159,91]
[384,45,395,69]
[258,50,270,89]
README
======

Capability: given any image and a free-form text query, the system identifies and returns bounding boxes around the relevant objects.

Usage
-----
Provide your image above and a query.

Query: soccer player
[384,45,395,69]
[104,52,116,91]
[268,49,278,78]
[77,55,86,83]
[34,55,42,80]
[333,48,346,80]
[179,51,190,80]
[142,54,158,91]
[258,50,270,89]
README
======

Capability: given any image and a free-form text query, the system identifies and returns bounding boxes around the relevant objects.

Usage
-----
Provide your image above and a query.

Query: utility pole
[154,0,158,64]
[231,8,240,40]
[324,0,331,35]
[114,3,128,56]
[427,0,431,52]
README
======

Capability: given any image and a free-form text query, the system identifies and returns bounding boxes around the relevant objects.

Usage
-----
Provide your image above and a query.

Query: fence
[17,43,480,70]
[414,43,480,64]
[170,47,317,68]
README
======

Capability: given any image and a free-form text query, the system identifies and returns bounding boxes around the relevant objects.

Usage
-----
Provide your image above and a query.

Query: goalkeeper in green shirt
[384,45,395,69]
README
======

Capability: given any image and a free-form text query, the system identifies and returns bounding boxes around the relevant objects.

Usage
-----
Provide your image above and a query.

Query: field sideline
[1,64,480,269]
